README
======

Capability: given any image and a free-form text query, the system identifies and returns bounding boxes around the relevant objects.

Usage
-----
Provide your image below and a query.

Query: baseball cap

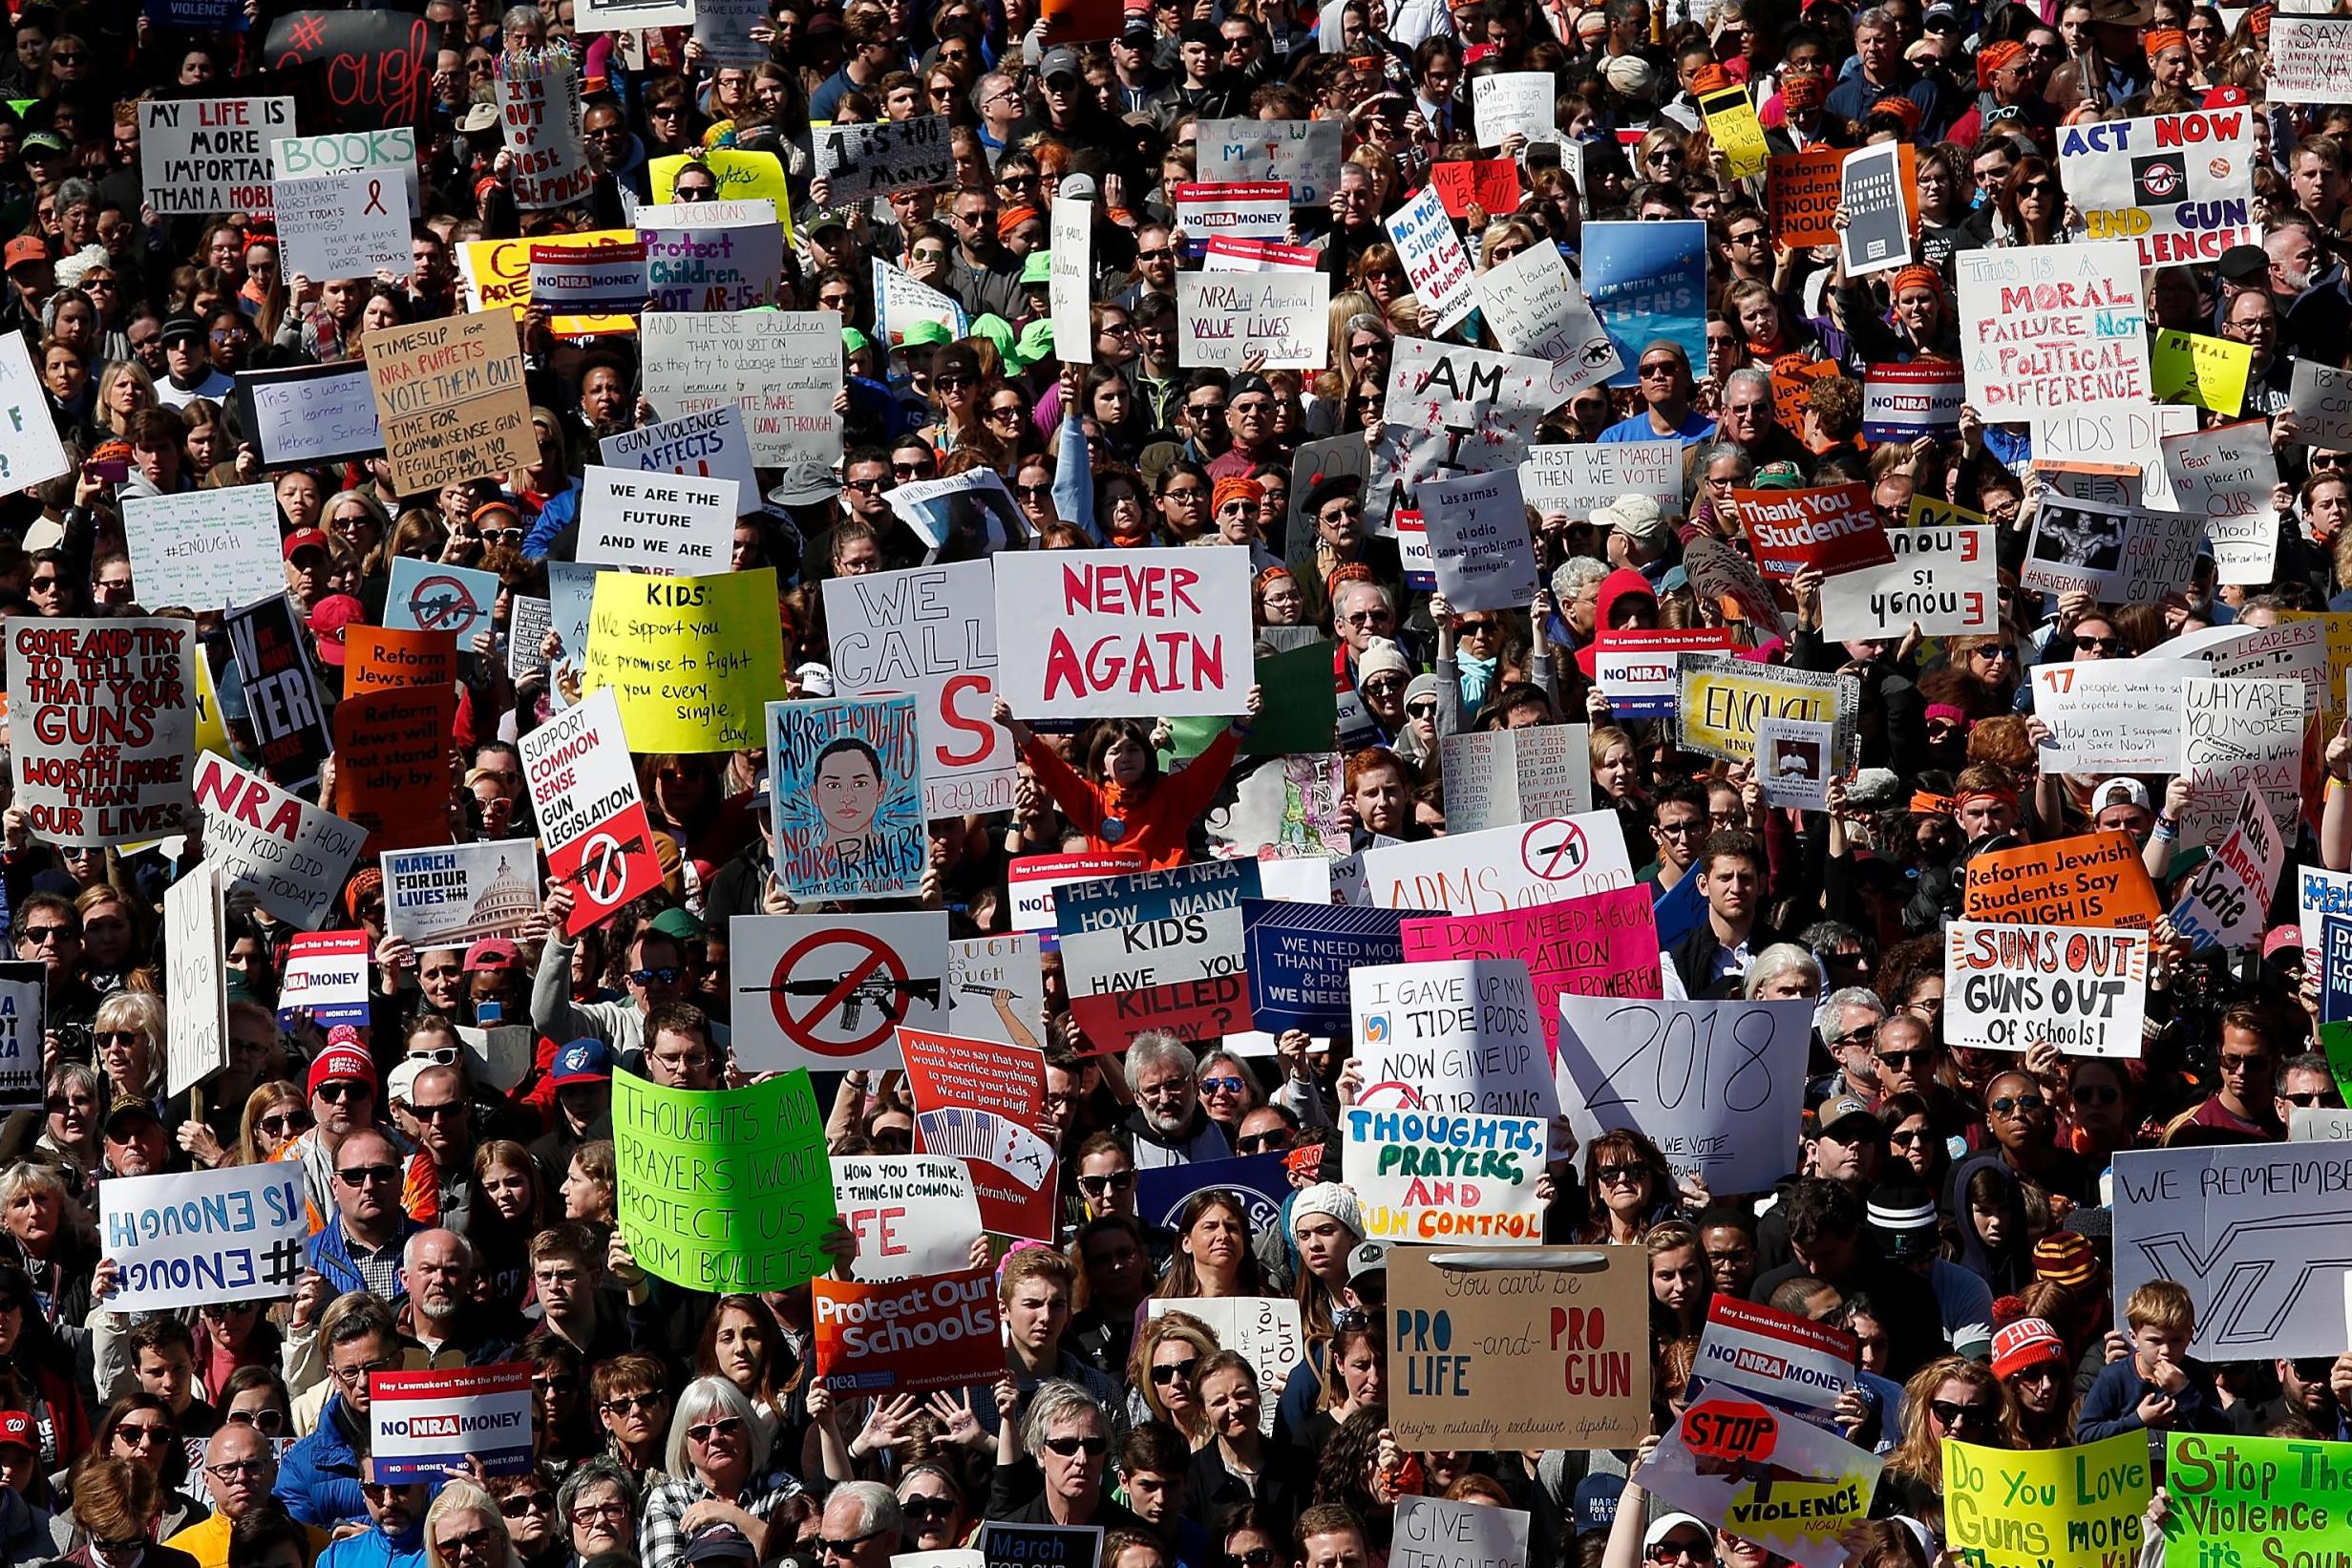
[2088,777,2151,814]
[307,593,366,666]
[1061,172,1098,201]
[2,238,45,272]
[160,314,203,348]
[2216,244,2269,286]
[1643,1515,1713,1556]
[1346,1239,1390,1282]
[682,1527,757,1568]
[1020,249,1052,286]
[463,938,520,972]
[1039,46,1082,80]
[2264,924,2304,961]
[550,1038,612,1089]
[103,1093,160,1135]
[648,906,704,943]
[1750,460,1807,491]
[18,131,63,157]
[0,1411,34,1452]
[307,1043,375,1099]
[386,1057,430,1108]
[1574,1473,1626,1535]
[1813,1092,1882,1140]
[283,528,329,562]
[900,319,954,349]
[1989,1317,2068,1380]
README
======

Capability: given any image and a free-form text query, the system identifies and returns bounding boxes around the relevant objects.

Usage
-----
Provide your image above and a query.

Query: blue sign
[1240,899,1420,1035]
[1135,1151,1294,1236]
[2323,915,2352,1024]
[1581,220,1708,389]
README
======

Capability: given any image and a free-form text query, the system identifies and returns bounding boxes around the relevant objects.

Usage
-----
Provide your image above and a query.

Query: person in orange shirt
[990,688,1261,870]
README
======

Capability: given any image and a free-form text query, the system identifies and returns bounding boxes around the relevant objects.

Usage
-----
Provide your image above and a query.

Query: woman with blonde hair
[74,885,154,995]
[376,508,448,578]
[234,1080,310,1168]
[92,990,165,1105]
[94,360,155,439]
[1314,298,1390,435]
[426,1479,519,1568]
[323,489,392,565]
[1127,1310,1218,1448]
[1877,1355,2018,1515]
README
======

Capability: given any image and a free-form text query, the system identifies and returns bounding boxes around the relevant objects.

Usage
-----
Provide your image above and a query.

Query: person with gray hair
[990,1380,1144,1529]
[1743,943,1824,1002]
[642,1377,798,1568]
[1716,366,1811,471]
[816,1481,901,1568]
[1121,1033,1229,1169]
[397,1229,522,1366]
[1812,987,1887,1104]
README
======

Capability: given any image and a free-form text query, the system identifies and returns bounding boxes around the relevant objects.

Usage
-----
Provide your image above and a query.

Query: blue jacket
[315,1520,425,1568]
[2075,1355,2231,1445]
[307,1216,424,1304]
[275,1396,370,1527]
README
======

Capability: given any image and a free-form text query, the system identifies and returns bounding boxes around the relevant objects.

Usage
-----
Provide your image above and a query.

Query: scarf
[1456,647,1497,709]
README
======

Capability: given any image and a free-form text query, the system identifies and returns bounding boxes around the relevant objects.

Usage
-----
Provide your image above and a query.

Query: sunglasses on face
[1594,1163,1644,1185]
[1888,1128,1932,1149]
[1041,1434,1109,1456]
[687,1417,744,1444]
[1990,1094,2045,1115]
[1152,1357,1199,1385]
[1077,1171,1134,1195]
[1236,1130,1292,1153]
[499,1494,555,1516]
[901,1496,957,1522]
[1876,1049,1927,1069]
[2284,1091,2333,1107]
[629,966,681,985]
[1931,1398,1996,1426]
[1200,1075,1245,1095]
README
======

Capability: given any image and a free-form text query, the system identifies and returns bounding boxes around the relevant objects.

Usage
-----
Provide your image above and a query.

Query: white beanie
[1290,1182,1365,1240]
[1354,638,1412,686]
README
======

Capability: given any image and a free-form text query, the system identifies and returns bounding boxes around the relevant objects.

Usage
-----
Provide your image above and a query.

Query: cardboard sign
[122,481,279,613]
[1961,831,2162,930]
[818,116,955,201]
[600,405,762,499]
[518,688,662,935]
[641,311,840,468]
[331,686,457,853]
[1755,716,1834,811]
[1059,858,1259,1052]
[381,839,540,950]
[1944,921,2150,1055]
[1837,141,1911,275]
[946,936,1048,1048]
[1438,726,1593,834]
[900,1027,1057,1241]
[240,361,384,468]
[2270,13,2352,100]
[1342,1106,1546,1243]
[7,618,197,846]
[1583,221,1709,383]
[456,231,639,336]
[1385,185,1476,336]
[813,1266,1003,1391]
[279,933,371,1028]
[346,625,458,694]
[1386,1243,1649,1450]
[1860,362,1966,443]
[1176,271,1328,370]
[769,695,927,903]
[1241,901,1415,1035]
[1430,159,1521,219]
[614,1069,831,1291]
[1145,1298,1301,1434]
[2110,1142,2352,1359]
[2288,357,2352,449]
[1400,887,1662,1061]
[194,754,367,930]
[99,1162,306,1312]
[2172,787,2285,951]
[1678,657,1856,769]
[362,309,536,494]
[140,96,292,215]
[823,562,1012,818]
[1818,518,1997,641]
[583,568,785,752]
[1736,481,1893,580]
[1349,959,1558,1122]
[2062,109,2257,265]
[1197,118,1343,205]
[1555,998,1813,1191]
[497,45,591,209]
[1955,244,2151,418]
[992,550,1253,719]
[2158,1433,2334,1568]
[371,1366,532,1480]
[1636,1385,1884,1568]
[1362,814,1635,916]
[1697,1296,1857,1414]
[832,1155,983,1282]
[1475,242,1621,395]
[276,169,408,282]
[2179,676,2302,847]
[1767,149,1844,247]
[1470,74,1555,146]
[163,861,227,1095]
[1381,337,1559,489]
[2030,659,2205,773]
[1519,441,1681,519]
[529,241,646,314]
[731,912,947,1072]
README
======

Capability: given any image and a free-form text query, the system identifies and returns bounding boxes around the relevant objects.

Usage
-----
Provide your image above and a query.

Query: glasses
[226,1409,285,1435]
[2019,180,2057,197]
[333,1355,402,1387]
[1594,1163,1644,1185]
[1200,1075,1246,1096]
[1650,1540,1709,1564]
[317,1082,371,1103]
[1888,1128,1932,1149]
[1826,1026,1877,1049]
[816,1527,892,1558]
[1237,1130,1292,1153]
[410,1100,467,1123]
[1989,1094,2045,1115]
[901,1497,958,1523]
[533,1374,579,1394]
[499,1494,555,1516]
[114,1422,171,1447]
[894,461,938,478]
[337,1163,401,1187]
[207,1458,270,1479]
[1164,485,1204,500]
[987,406,1025,423]
[1405,701,1437,720]
[1041,1434,1110,1457]
[2074,636,2124,653]
[629,966,682,985]
[687,1418,744,1444]
[1727,227,1767,244]
[600,1391,663,1416]
[571,1502,629,1526]
[2073,1083,2120,1107]
[1875,1049,1928,1069]
[1931,1399,1996,1427]
[94,1030,143,1049]
[435,1529,502,1557]
[1137,247,1174,262]
[17,925,72,944]
[1077,1171,1135,1195]
[2284,1091,2331,1107]
[1151,1357,1200,1385]
[1639,361,1679,378]
[1971,646,2017,662]
[934,372,973,390]
[2221,1052,2272,1073]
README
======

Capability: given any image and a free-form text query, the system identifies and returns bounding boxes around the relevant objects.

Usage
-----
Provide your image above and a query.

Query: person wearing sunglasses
[1987,1316,2077,1451]
[1599,339,1712,447]
[641,1377,794,1568]
[889,1463,971,1553]
[1001,1381,1137,1532]
[1876,1356,2017,1516]
[307,1128,425,1307]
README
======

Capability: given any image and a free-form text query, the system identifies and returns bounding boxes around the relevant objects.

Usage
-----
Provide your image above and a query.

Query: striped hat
[2034,1230,2099,1289]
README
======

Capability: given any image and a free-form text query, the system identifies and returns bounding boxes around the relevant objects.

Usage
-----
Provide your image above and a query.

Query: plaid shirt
[639,1471,802,1568]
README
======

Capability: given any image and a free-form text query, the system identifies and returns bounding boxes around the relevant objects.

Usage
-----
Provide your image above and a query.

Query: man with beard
[1121,1034,1231,1168]
[396,1229,521,1366]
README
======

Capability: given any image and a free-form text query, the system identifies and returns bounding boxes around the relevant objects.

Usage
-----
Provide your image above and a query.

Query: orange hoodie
[1021,726,1242,870]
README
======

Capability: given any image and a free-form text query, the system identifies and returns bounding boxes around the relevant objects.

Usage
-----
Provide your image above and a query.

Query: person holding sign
[989,690,1259,869]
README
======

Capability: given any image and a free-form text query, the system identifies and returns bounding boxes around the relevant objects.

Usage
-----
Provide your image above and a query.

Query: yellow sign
[457,231,639,337]
[583,568,786,752]
[2151,328,2252,415]
[1943,1434,2150,1568]
[1909,495,1988,529]
[648,151,795,242]
[1699,86,1769,180]
[1677,655,1852,766]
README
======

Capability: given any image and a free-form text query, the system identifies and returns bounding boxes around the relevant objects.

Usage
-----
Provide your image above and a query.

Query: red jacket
[1022,727,1241,870]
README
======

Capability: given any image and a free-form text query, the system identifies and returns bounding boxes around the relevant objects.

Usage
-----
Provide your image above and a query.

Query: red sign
[812,1266,1004,1392]
[900,1028,1057,1240]
[1733,481,1895,580]
[1682,1397,1779,1464]
[545,799,664,936]
[1068,972,1248,1057]
[1430,159,1520,218]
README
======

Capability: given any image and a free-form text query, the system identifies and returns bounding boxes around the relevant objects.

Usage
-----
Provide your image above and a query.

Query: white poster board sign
[1361,814,1634,916]
[641,311,842,467]
[164,862,228,1094]
[1943,920,2149,1055]
[2028,659,2206,773]
[1351,959,1559,1120]
[99,1163,307,1312]
[1176,272,1328,370]
[578,466,737,574]
[1554,997,1812,1191]
[1419,468,1538,612]
[824,560,1015,817]
[275,170,410,282]
[832,1155,984,1282]
[124,487,283,615]
[991,549,1252,718]
[1955,243,2151,418]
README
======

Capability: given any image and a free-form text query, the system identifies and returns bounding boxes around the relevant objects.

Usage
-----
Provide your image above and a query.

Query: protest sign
[993,550,1252,719]
[832,1155,983,1282]
[2022,491,2202,603]
[1363,813,1635,915]
[239,361,383,468]
[1385,186,1476,335]
[1145,1298,1302,1434]
[641,312,840,467]
[275,170,407,282]
[946,936,1048,1048]
[1944,1435,2151,1568]
[647,150,791,219]
[1430,159,1521,218]
[1382,337,1558,490]
[1006,852,1141,935]
[1636,1386,1884,1568]
[1582,221,1708,382]
[600,406,762,498]
[1386,1243,1649,1450]
[2300,866,2352,975]
[1196,118,1343,205]
[6,618,197,847]
[1701,85,1769,179]
[140,96,291,216]
[1678,657,1857,770]
[1241,901,1415,1035]
[1735,481,1893,579]
[1438,727,1593,834]
[381,839,540,950]
[813,1266,1003,1392]
[731,912,946,1072]
[2113,1140,2352,1358]
[578,467,735,574]
[1470,74,1555,146]
[0,964,38,1111]
[1349,959,1557,1122]
[2289,358,2352,448]
[163,861,226,1095]
[332,687,458,853]
[1419,469,1539,611]
[226,595,331,788]
[1519,441,1680,518]
[900,1027,1057,1240]
[271,126,418,214]
[1400,887,1662,1059]
[1961,832,2163,929]
[2029,660,2205,773]
[614,1068,833,1292]
[2153,330,2253,416]
[1955,244,2151,417]
[1697,1296,1857,1415]
[528,242,646,314]
[1835,141,1911,274]
[1755,716,1834,812]
[583,568,784,752]
[99,1162,305,1313]
[371,1366,532,1481]
[194,754,367,930]
[278,934,370,1028]
[769,696,926,903]
[883,470,1028,552]
[979,1524,1103,1568]
[261,11,430,132]
[1395,1497,1528,1568]
[1170,182,1290,256]
[2062,108,2256,265]
[1058,858,1259,1051]
[690,0,767,60]
[1049,197,1091,362]
[1767,150,1844,247]
[2162,416,2278,523]
[1201,237,1321,271]
[2160,1433,2348,1568]
[824,562,1012,817]
[1818,519,1998,641]
[1944,921,2150,1055]
[1592,628,1734,719]
[1134,1152,1289,1236]
[1555,998,1812,1190]
[383,557,498,646]
[123,487,281,615]
[497,45,591,209]
[1342,1106,1546,1243]
[2179,677,2302,846]
[362,309,536,494]
[518,688,662,935]
[818,117,955,201]
[2291,1106,2352,1140]
[1860,363,1966,442]
[0,335,64,491]
[637,202,784,312]
[347,625,458,694]
[2035,399,2198,511]
[1176,272,1328,370]
[2172,788,2286,951]
[2270,13,2352,100]
[456,231,638,335]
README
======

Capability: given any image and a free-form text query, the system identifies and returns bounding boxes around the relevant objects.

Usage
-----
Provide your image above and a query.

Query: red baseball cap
[283,528,329,562]
[3,238,46,272]
[307,594,365,667]
[307,1044,374,1100]
[0,1411,33,1451]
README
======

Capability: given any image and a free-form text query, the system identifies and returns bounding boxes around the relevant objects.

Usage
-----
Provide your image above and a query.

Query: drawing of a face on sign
[816,738,885,848]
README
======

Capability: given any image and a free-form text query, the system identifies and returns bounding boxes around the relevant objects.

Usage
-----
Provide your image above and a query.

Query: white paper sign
[1196,119,1344,205]
[141,96,293,216]
[0,335,68,491]
[1474,241,1621,394]
[947,934,1047,1046]
[1554,997,1812,1192]
[2289,357,2352,449]
[1420,468,1539,612]
[1361,813,1635,915]
[193,753,368,931]
[992,549,1253,718]
[832,1155,984,1282]
[1385,186,1476,335]
[579,466,737,573]
[1754,716,1834,811]
[2179,676,2302,846]
[600,404,762,498]
[124,487,283,615]
[164,862,228,1094]
[1518,441,1681,518]
[1049,197,1091,365]
[275,170,410,282]
[2172,786,2286,952]
[2034,400,2197,512]
[1472,74,1557,146]
[1146,1297,1303,1433]
[100,1163,306,1312]
[817,117,956,201]
[1943,920,2149,1055]
[244,362,385,468]
[641,311,841,467]
[1955,243,2151,418]
[1353,959,1559,1121]
[1395,1498,1529,1568]
[381,839,541,950]
[824,561,1015,817]
[2029,659,2205,773]
[1439,726,1593,834]
[1817,523,1998,641]
[271,127,420,216]
[1176,271,1329,370]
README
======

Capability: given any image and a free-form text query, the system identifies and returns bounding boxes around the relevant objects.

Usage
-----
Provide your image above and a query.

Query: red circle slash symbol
[771,928,908,1057]
[578,833,628,906]
[1521,817,1590,880]
[409,575,478,632]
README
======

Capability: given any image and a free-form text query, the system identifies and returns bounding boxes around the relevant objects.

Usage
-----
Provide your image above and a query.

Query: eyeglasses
[2073,635,2124,653]
[337,1163,401,1187]
[94,1029,143,1049]
[409,1100,466,1122]
[687,1417,744,1444]
[1152,1356,1200,1385]
[114,1422,171,1446]
[207,1458,270,1479]
[1594,1163,1644,1185]
[571,1501,630,1525]
[1041,1434,1110,1456]
[499,1493,555,1516]
[1826,1026,1877,1050]
[1650,1539,1710,1564]
[1639,361,1680,378]
[1136,247,1174,262]
[534,1374,580,1393]
[1200,1075,1246,1096]
[2072,1083,2120,1107]
[628,966,682,985]
[17,925,73,944]
[816,1526,893,1558]
[1077,1171,1135,1195]
[226,1409,286,1435]
[1989,1094,2045,1115]
[1931,1399,1996,1427]
[435,1529,503,1557]
[1875,1049,1928,1069]
[934,372,973,390]
[600,1391,663,1417]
